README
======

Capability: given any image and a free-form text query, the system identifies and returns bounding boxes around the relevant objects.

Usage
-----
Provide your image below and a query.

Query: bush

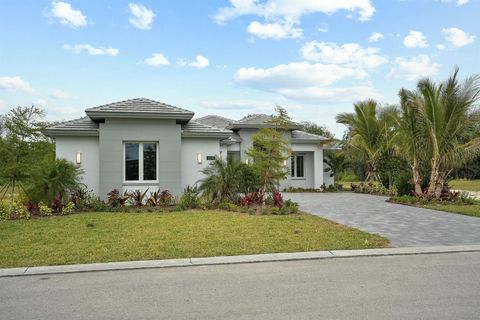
[62,202,76,215]
[25,158,82,207]
[219,200,239,212]
[38,202,53,216]
[10,201,30,220]
[159,190,173,206]
[130,189,149,207]
[178,185,200,209]
[272,191,283,207]
[351,182,398,196]
[107,189,130,207]
[283,199,299,214]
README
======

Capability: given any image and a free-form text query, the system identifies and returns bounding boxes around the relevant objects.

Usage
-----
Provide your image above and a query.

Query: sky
[0,0,479,137]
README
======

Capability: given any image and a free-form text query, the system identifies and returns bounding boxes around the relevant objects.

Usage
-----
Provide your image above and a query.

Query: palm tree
[198,159,243,203]
[394,88,428,197]
[414,68,480,198]
[336,99,397,183]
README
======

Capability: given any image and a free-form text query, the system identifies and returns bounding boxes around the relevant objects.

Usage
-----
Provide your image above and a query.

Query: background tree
[301,121,335,139]
[246,106,292,201]
[336,100,397,183]
[414,68,480,198]
[323,151,349,181]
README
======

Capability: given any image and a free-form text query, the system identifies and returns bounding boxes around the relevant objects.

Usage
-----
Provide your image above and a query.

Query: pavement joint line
[1,245,480,278]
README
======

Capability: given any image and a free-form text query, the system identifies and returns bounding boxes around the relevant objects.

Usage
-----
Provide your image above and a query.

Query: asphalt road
[1,252,479,320]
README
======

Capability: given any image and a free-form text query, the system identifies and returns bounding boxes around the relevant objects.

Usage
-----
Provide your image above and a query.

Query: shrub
[11,201,30,220]
[178,185,200,209]
[130,189,149,207]
[0,202,9,220]
[283,199,299,214]
[219,200,239,211]
[25,158,82,207]
[270,207,280,215]
[147,190,161,207]
[62,202,76,215]
[272,191,283,207]
[38,202,53,216]
[159,190,172,206]
[107,189,130,207]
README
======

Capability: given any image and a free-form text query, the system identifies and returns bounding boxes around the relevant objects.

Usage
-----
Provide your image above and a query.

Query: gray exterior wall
[55,136,100,195]
[99,118,182,197]
[181,138,221,189]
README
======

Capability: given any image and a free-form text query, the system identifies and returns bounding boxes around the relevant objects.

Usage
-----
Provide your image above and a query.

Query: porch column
[313,146,324,189]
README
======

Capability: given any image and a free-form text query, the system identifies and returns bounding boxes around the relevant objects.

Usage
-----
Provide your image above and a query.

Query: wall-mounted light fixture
[283,159,287,166]
[197,153,202,164]
[245,158,249,165]
[76,152,82,164]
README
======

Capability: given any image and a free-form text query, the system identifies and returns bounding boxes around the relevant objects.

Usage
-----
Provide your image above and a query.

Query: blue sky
[0,0,479,137]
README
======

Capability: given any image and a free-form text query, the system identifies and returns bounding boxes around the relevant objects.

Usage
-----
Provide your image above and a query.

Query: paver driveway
[285,192,480,247]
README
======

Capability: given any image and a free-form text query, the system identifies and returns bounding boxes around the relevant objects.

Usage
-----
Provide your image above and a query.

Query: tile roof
[291,130,328,142]
[181,121,232,138]
[85,98,194,120]
[227,114,302,130]
[195,115,234,129]
[44,117,99,136]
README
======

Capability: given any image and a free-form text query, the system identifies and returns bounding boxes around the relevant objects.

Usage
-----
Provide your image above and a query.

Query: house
[45,98,333,197]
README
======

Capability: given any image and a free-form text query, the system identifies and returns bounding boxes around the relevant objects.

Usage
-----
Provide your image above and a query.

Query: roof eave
[181,132,232,139]
[43,129,99,137]
[226,124,302,130]
[85,111,194,121]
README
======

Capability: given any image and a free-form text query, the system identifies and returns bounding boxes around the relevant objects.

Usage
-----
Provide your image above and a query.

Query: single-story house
[45,98,333,197]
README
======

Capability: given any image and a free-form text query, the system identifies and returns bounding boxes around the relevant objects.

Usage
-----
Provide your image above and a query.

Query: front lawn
[449,179,480,192]
[0,211,389,268]
[422,202,480,218]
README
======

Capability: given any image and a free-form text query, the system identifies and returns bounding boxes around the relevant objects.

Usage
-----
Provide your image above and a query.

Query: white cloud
[247,21,302,39]
[368,32,384,42]
[442,27,475,47]
[235,62,367,89]
[63,44,119,56]
[214,0,376,24]
[387,55,440,81]
[145,53,170,67]
[33,99,48,107]
[277,86,381,103]
[300,41,388,69]
[49,1,87,27]
[0,99,5,111]
[233,62,379,103]
[437,0,469,6]
[128,3,155,30]
[0,76,34,93]
[50,89,70,99]
[436,43,446,50]
[403,30,428,48]
[189,55,210,69]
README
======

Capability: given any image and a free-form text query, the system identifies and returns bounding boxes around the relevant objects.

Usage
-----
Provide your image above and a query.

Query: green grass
[422,202,480,218]
[0,210,389,268]
[449,179,480,192]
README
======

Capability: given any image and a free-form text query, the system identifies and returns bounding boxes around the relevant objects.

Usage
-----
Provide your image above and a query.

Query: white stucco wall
[289,143,324,189]
[181,138,221,190]
[55,136,100,195]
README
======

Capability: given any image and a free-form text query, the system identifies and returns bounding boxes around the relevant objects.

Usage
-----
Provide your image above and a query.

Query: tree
[198,159,243,204]
[323,151,349,180]
[336,100,397,183]
[392,89,429,196]
[246,106,292,201]
[301,121,334,139]
[413,68,480,198]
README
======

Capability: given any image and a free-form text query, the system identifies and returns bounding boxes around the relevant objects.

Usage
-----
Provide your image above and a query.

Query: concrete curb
[2,244,480,278]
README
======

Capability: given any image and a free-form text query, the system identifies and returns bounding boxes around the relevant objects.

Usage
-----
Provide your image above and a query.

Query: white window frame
[123,142,159,183]
[291,154,305,179]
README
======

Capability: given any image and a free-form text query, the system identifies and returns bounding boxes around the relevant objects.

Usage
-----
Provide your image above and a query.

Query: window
[291,154,304,178]
[124,142,157,182]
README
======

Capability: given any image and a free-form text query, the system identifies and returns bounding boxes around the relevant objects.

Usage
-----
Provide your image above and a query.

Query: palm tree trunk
[427,158,441,199]
[411,161,423,197]
[367,161,376,183]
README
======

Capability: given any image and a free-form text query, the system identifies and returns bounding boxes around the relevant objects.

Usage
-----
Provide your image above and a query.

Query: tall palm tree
[336,100,397,183]
[394,88,428,197]
[414,68,480,198]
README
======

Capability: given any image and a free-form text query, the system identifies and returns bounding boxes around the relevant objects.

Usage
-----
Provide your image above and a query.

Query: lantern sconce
[283,159,287,166]
[245,158,249,165]
[197,153,202,164]
[76,152,82,164]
